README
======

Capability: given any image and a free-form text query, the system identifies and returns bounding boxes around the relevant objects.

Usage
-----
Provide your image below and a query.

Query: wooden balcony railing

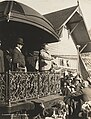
[0,73,6,104]
[0,71,61,106]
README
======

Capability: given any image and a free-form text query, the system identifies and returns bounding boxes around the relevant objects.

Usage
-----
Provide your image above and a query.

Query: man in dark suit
[12,37,27,72]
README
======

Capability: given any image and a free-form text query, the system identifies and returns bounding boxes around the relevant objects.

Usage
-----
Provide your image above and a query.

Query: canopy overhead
[44,5,91,52]
[0,1,59,50]
[44,6,78,33]
[66,11,90,52]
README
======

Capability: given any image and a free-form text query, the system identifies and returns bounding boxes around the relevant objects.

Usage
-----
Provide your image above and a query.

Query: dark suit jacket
[12,48,25,70]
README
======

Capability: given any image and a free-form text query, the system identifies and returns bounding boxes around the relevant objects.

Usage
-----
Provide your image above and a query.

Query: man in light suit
[12,37,26,72]
[40,43,53,72]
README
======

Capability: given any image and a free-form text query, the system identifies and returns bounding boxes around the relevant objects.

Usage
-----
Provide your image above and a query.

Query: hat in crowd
[83,80,89,87]
[65,70,69,76]
[73,72,77,77]
[17,37,24,45]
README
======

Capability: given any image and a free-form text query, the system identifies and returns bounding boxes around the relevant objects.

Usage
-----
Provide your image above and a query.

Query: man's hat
[17,37,24,45]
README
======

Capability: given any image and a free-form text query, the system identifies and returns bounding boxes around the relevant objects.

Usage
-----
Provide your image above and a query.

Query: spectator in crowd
[12,37,27,72]
[0,40,5,73]
[81,81,91,119]
[82,80,91,102]
[40,43,53,72]
[62,82,69,96]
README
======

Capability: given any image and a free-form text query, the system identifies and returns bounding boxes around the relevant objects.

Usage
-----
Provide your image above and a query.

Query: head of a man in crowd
[83,81,89,88]
[41,43,48,51]
[75,79,80,85]
[16,38,24,49]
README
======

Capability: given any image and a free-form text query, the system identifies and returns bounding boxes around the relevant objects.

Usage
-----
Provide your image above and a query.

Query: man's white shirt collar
[16,47,21,52]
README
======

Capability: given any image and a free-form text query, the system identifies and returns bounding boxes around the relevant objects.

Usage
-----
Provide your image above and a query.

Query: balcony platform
[0,94,64,114]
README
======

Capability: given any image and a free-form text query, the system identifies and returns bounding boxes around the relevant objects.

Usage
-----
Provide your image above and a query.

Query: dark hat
[17,37,24,45]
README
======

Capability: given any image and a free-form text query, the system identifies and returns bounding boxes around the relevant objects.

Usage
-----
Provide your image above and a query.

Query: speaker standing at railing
[40,43,53,72]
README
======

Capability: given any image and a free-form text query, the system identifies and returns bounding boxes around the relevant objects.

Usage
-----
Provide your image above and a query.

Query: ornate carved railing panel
[54,73,61,93]
[0,72,61,104]
[9,72,39,103]
[0,73,6,103]
[26,73,38,99]
[39,73,49,97]
[9,72,26,103]
[49,73,56,94]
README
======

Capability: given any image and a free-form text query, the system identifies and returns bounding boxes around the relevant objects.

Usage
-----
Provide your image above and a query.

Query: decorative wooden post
[76,45,81,74]
[5,71,10,106]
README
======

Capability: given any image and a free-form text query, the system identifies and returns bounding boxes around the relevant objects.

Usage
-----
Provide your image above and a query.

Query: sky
[1,0,91,55]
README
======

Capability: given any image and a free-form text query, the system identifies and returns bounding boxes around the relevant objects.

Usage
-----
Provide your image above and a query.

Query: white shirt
[16,47,21,52]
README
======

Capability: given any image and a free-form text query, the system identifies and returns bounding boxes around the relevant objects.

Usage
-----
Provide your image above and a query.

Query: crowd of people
[44,70,91,119]
[58,70,91,119]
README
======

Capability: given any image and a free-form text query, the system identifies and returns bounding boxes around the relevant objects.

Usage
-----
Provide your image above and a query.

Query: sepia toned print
[0,0,91,119]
